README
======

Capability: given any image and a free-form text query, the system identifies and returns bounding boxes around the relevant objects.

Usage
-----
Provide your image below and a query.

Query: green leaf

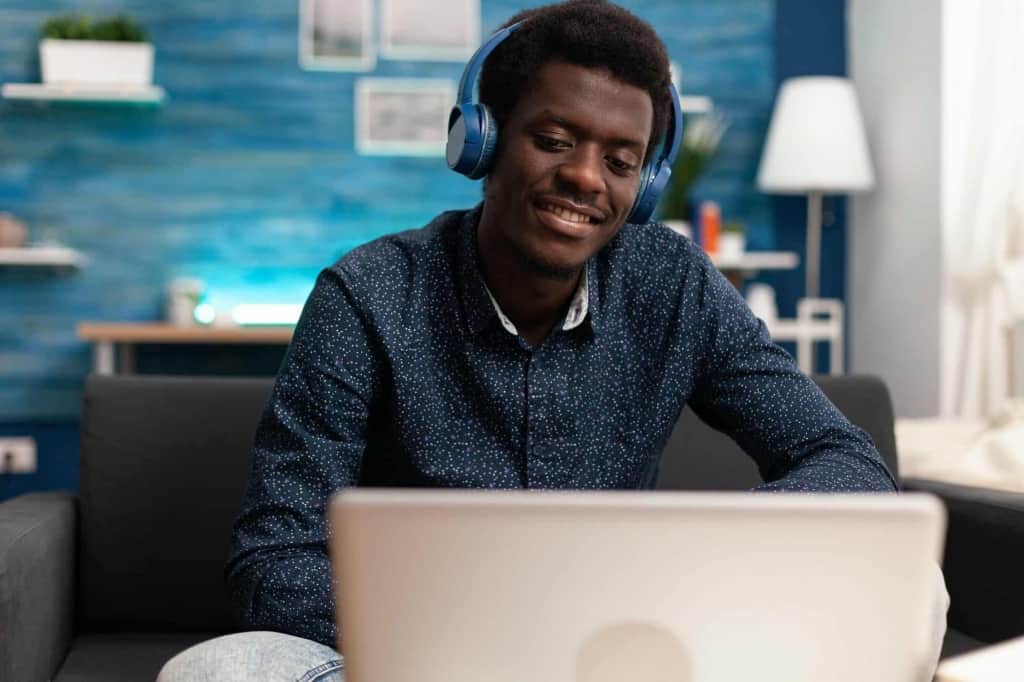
[39,13,146,42]
[658,113,729,221]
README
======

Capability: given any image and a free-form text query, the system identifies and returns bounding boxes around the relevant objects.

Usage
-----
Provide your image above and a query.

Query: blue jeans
[157,631,343,682]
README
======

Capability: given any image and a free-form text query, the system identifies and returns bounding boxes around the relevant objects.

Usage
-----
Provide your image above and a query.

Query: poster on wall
[299,0,375,71]
[380,0,480,61]
[355,78,456,156]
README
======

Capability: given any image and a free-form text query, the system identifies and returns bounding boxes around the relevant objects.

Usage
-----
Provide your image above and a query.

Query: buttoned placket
[520,332,580,488]
[468,223,595,487]
[522,348,536,486]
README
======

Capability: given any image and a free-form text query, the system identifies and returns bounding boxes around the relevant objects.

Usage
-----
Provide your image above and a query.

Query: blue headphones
[445,21,683,225]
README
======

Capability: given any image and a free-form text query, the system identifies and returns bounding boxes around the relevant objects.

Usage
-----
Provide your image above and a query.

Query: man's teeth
[542,203,592,224]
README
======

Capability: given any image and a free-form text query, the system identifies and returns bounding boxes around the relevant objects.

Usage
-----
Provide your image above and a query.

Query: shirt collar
[483,264,589,336]
[455,204,601,337]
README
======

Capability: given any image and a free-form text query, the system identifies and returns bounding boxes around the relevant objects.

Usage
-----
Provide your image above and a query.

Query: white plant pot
[40,39,154,87]
[719,232,746,260]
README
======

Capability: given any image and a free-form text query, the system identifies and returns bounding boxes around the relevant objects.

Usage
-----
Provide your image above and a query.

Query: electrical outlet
[0,437,37,474]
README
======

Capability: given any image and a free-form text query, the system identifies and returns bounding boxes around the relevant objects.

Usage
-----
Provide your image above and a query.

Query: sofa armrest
[0,492,76,682]
[902,477,1024,644]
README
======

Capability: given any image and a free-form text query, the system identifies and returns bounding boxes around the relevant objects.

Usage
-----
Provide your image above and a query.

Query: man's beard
[519,249,581,282]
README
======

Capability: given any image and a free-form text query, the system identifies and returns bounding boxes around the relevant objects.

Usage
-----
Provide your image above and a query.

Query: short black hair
[479,0,672,162]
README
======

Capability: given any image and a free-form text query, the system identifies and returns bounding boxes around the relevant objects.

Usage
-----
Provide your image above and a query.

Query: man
[160,1,938,680]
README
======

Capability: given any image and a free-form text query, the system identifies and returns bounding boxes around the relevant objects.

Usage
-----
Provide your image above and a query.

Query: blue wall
[770,0,849,368]
[770,0,848,305]
[1,0,826,499]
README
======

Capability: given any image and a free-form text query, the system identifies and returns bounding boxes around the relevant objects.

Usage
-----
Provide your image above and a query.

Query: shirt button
[531,444,554,462]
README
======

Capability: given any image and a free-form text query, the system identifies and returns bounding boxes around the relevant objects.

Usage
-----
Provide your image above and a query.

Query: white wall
[847,0,942,417]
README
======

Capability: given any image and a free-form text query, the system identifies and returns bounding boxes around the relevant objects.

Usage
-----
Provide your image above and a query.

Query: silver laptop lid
[329,490,945,682]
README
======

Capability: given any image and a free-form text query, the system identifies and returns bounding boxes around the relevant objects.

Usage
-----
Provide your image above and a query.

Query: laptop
[328,489,945,682]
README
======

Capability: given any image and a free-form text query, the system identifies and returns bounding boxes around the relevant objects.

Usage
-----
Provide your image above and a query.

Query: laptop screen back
[329,490,945,682]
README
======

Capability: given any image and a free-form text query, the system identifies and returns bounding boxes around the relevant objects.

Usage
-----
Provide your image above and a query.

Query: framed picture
[380,0,480,61]
[355,78,456,156]
[299,0,375,71]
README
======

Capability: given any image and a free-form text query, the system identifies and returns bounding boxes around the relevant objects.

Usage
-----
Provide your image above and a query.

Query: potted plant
[719,220,747,260]
[39,14,153,89]
[659,113,728,238]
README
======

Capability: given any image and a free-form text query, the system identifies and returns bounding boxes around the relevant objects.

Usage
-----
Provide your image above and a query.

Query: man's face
[482,60,654,280]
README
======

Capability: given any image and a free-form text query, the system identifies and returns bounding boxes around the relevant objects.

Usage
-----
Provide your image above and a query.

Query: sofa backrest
[76,373,897,632]
[78,375,274,633]
[656,374,899,490]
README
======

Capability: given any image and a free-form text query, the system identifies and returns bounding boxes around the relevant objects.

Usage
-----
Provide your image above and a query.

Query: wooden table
[77,322,294,375]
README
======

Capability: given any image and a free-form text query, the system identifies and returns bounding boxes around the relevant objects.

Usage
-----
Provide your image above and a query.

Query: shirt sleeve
[225,265,382,647]
[685,252,898,493]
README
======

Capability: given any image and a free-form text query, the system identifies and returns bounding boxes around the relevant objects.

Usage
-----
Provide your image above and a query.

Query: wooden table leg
[118,343,136,374]
[723,271,745,289]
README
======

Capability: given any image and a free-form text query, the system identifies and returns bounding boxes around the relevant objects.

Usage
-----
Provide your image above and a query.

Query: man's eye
[607,156,638,175]
[535,135,571,151]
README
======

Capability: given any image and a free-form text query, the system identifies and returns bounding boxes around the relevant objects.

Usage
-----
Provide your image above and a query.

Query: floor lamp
[757,77,875,299]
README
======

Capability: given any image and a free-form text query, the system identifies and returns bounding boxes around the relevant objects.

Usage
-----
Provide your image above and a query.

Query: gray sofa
[2,374,1022,681]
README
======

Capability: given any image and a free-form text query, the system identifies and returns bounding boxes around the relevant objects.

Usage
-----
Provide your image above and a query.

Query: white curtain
[940,0,1024,418]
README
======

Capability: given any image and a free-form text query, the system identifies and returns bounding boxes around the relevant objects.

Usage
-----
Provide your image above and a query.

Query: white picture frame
[670,60,682,91]
[299,0,375,72]
[380,0,480,62]
[355,78,456,156]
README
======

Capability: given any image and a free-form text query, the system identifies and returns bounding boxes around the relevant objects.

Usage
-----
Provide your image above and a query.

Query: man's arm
[226,266,381,647]
[685,256,897,493]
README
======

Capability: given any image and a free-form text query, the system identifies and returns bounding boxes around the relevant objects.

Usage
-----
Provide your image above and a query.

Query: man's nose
[556,144,605,196]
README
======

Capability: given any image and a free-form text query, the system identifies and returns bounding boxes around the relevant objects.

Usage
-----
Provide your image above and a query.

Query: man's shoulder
[606,220,709,277]
[595,220,725,331]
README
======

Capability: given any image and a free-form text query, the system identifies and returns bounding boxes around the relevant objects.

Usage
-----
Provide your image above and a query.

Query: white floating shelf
[709,251,799,271]
[679,95,713,114]
[0,245,87,268]
[1,82,166,105]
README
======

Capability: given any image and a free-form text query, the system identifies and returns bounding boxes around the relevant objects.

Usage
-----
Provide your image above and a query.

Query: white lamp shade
[757,76,875,194]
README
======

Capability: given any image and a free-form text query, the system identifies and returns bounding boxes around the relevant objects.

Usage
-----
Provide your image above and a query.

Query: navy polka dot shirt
[227,206,897,647]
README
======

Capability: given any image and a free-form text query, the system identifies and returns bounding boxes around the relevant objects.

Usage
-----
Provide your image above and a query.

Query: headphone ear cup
[627,162,658,225]
[628,82,683,223]
[447,104,484,177]
[468,104,499,180]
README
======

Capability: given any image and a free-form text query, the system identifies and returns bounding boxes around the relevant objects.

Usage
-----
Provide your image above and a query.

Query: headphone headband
[661,82,684,171]
[456,22,523,107]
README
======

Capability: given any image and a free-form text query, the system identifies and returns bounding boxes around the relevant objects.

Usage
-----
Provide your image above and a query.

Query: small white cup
[166,277,205,326]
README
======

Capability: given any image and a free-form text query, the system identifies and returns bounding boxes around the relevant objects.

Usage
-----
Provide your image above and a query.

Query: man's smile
[531,195,608,240]
[539,202,593,224]
[533,201,599,239]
